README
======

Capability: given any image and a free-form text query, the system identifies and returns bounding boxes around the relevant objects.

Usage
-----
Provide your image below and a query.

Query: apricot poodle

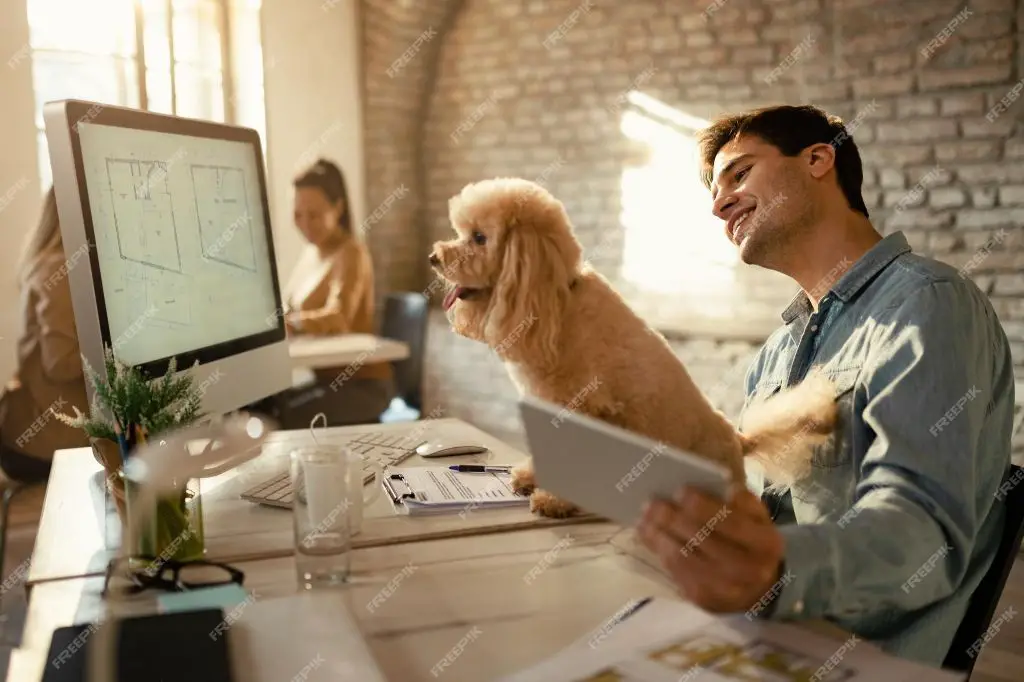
[429,177,837,518]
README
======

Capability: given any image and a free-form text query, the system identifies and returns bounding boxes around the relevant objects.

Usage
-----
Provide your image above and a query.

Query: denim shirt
[740,231,1016,667]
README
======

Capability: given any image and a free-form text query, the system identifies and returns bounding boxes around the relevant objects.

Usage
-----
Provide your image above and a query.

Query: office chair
[0,447,50,628]
[942,462,1024,678]
[378,292,428,423]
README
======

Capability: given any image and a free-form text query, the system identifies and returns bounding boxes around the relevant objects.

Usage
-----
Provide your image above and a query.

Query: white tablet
[518,396,731,527]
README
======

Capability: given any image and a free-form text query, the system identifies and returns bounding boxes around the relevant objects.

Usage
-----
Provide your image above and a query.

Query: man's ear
[805,142,836,179]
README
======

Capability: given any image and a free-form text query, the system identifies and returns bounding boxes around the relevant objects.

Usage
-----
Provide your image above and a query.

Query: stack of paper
[498,598,966,682]
[382,466,530,515]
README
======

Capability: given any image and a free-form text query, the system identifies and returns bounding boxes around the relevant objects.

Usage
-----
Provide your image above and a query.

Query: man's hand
[636,484,785,614]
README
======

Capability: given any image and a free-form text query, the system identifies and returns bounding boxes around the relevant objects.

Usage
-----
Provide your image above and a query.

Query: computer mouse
[414,441,490,458]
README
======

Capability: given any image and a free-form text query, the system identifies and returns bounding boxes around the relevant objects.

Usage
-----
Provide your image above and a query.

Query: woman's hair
[293,158,352,234]
[19,186,63,283]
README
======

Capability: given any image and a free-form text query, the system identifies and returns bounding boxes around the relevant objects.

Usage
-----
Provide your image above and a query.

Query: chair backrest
[379,292,428,410]
[943,462,1024,676]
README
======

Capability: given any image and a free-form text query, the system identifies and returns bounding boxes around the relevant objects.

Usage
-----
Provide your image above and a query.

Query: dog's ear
[485,227,571,363]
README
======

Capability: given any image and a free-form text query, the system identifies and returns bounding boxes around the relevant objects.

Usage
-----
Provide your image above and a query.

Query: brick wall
[363,0,1024,460]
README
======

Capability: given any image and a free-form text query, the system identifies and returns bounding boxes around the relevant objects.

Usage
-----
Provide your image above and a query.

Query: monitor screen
[75,122,279,368]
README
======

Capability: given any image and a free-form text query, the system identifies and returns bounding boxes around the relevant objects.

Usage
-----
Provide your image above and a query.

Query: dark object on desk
[943,463,1024,679]
[379,292,428,421]
[41,608,235,682]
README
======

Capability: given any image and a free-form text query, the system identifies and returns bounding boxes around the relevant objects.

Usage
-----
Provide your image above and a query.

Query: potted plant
[56,346,206,563]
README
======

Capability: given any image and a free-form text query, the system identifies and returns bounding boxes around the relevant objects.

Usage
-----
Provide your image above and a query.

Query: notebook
[381,466,530,515]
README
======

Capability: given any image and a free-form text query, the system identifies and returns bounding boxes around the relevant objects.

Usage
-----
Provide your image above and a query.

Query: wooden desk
[9,523,864,682]
[289,333,409,369]
[8,524,672,682]
[27,418,601,587]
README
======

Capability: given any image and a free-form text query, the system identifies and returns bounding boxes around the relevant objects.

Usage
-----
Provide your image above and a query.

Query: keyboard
[239,429,425,509]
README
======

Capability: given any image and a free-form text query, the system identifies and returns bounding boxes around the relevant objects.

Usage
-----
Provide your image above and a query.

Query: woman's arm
[289,242,368,335]
[33,272,83,384]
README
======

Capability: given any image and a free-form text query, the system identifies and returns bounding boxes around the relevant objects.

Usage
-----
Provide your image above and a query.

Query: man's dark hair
[695,104,869,218]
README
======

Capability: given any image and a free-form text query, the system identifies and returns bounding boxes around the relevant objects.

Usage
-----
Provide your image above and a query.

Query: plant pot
[123,475,206,564]
[90,437,205,563]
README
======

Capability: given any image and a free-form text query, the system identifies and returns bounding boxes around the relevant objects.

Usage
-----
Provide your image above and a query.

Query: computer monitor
[42,99,291,417]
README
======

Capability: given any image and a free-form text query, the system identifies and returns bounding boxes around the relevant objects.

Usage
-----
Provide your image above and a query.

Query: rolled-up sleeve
[765,281,1000,620]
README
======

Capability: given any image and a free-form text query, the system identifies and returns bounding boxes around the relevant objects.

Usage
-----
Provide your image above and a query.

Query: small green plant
[56,345,205,439]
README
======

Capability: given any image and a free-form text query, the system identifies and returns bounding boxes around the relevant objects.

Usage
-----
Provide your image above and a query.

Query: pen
[448,465,513,473]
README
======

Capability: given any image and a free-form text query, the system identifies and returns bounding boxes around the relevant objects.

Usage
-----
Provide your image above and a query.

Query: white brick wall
[363,0,1024,462]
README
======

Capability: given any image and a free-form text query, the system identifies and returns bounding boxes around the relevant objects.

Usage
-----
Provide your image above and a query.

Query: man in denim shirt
[636,104,1016,667]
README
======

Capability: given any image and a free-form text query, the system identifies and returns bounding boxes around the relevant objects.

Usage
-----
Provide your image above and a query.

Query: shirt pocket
[808,367,859,469]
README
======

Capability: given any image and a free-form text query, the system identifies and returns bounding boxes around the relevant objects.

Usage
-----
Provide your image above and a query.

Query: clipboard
[381,467,530,515]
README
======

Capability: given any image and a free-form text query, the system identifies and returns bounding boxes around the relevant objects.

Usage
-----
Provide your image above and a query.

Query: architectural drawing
[106,158,183,273]
[191,164,257,272]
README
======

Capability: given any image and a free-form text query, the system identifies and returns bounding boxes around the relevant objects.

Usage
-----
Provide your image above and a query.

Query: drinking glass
[290,446,381,589]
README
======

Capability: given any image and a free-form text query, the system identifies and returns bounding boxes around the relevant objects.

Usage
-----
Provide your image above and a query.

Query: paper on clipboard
[383,466,530,515]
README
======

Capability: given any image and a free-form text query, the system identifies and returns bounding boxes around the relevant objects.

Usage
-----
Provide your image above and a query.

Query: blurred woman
[279,159,393,426]
[0,187,89,481]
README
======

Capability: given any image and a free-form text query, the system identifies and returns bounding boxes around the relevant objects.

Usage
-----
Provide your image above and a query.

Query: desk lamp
[87,412,276,682]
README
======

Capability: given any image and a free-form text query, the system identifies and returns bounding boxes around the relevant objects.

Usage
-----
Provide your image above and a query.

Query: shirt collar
[780,231,912,324]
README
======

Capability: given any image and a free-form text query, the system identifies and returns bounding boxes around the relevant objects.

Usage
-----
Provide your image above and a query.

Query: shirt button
[810,325,818,332]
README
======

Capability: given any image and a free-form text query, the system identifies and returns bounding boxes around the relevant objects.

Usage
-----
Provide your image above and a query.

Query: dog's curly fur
[430,177,837,517]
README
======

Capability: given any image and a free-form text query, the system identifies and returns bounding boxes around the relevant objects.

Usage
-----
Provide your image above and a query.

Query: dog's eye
[472,231,487,245]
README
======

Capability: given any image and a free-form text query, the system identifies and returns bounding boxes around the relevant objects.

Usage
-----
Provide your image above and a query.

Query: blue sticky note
[157,583,252,614]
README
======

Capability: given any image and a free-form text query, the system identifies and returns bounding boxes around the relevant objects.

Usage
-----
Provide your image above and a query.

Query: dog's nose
[428,252,440,267]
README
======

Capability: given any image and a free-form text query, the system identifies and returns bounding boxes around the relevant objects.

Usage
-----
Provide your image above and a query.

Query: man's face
[709,135,815,267]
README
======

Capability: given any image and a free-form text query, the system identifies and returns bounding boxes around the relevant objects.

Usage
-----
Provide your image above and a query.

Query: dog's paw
[529,489,579,518]
[511,464,537,496]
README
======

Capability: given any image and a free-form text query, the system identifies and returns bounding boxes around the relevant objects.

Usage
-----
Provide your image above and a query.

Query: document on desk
[383,466,529,515]
[498,598,966,682]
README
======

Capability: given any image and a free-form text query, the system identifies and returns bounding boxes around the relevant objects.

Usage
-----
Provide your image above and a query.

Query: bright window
[27,0,266,191]
[613,91,793,338]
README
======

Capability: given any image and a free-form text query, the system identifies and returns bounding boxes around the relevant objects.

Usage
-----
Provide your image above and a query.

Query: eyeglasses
[103,555,245,597]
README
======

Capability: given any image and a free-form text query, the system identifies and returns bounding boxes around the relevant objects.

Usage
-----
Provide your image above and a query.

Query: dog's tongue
[443,287,464,311]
